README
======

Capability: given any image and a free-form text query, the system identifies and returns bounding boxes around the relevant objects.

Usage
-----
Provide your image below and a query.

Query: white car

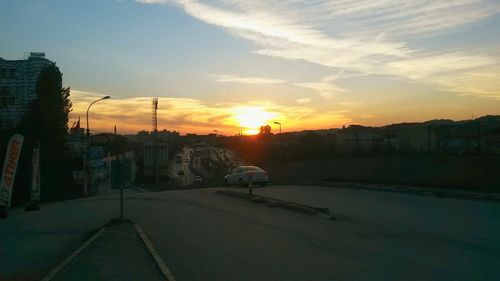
[224,166,269,187]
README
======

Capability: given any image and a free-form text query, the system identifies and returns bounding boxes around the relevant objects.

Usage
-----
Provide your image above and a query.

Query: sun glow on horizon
[244,129,259,135]
[232,106,278,134]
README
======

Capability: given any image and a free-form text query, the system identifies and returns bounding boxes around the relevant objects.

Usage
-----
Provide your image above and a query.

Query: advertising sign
[87,146,104,160]
[0,134,24,208]
[111,159,132,190]
[143,142,168,177]
[31,143,41,201]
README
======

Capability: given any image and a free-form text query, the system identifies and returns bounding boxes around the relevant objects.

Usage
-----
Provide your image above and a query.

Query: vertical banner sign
[31,142,41,201]
[0,134,24,208]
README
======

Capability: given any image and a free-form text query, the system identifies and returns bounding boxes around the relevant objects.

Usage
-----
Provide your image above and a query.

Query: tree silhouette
[18,63,73,201]
[259,125,272,135]
[22,64,71,149]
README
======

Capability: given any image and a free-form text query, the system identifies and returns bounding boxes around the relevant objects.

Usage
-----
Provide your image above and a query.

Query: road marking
[134,223,177,281]
[40,226,105,281]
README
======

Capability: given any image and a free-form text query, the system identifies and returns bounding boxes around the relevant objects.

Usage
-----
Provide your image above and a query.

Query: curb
[132,185,148,193]
[273,181,500,202]
[40,219,176,281]
[134,223,177,281]
[216,190,335,220]
[330,182,500,202]
[40,226,106,281]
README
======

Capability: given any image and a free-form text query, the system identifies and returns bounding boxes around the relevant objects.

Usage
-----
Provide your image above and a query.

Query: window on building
[0,68,7,79]
[0,87,8,108]
[6,119,13,128]
[9,68,17,79]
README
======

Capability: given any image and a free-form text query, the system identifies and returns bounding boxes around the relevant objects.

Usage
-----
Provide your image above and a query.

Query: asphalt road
[168,147,194,186]
[2,185,499,280]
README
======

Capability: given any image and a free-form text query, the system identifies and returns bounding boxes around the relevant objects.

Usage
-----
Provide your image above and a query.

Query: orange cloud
[69,90,352,135]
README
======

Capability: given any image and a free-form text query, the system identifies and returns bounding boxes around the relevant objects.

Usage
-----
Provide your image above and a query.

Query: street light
[84,95,110,196]
[86,96,111,139]
[274,121,282,134]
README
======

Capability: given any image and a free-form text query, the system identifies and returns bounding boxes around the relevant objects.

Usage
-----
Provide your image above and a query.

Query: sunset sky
[1,0,500,135]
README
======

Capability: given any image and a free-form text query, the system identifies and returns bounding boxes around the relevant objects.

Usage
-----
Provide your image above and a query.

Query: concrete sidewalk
[47,220,167,281]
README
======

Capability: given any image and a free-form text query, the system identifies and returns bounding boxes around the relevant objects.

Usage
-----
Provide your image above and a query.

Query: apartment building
[0,52,52,129]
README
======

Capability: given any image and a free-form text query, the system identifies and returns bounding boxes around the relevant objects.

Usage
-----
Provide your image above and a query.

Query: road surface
[2,184,499,280]
[170,146,241,187]
[168,146,196,186]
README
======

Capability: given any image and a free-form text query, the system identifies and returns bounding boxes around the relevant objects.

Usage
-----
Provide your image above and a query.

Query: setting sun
[232,106,277,134]
[244,129,260,135]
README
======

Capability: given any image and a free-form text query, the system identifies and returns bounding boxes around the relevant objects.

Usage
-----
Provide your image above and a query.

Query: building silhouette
[0,52,52,129]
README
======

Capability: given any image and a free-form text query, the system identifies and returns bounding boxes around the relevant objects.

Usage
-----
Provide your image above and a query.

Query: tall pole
[85,95,110,195]
[152,97,159,184]
[274,122,281,134]
[476,121,481,155]
[427,126,432,154]
[120,183,124,220]
[86,96,111,142]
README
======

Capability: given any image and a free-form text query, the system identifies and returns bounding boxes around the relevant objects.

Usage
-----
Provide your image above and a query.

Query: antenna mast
[152,97,158,133]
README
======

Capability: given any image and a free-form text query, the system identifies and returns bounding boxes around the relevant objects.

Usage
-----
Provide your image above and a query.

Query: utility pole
[427,126,432,154]
[152,97,159,184]
[476,121,481,155]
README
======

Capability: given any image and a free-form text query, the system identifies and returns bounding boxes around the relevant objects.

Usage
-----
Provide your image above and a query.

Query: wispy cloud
[213,74,285,84]
[294,74,348,100]
[136,0,500,100]
[383,53,499,99]
[321,0,500,37]
[294,83,339,100]
[384,53,496,80]
[427,68,500,99]
[138,0,411,69]
[296,98,311,104]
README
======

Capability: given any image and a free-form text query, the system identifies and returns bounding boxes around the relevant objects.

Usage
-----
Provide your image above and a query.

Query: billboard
[111,159,132,189]
[143,142,169,177]
[31,143,41,201]
[0,134,24,208]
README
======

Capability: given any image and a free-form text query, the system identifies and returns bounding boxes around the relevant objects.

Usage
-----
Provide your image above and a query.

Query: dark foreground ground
[1,184,499,280]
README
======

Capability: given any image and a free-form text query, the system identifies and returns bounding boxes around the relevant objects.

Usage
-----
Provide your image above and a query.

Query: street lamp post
[86,96,111,140]
[274,121,282,134]
[84,96,110,196]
